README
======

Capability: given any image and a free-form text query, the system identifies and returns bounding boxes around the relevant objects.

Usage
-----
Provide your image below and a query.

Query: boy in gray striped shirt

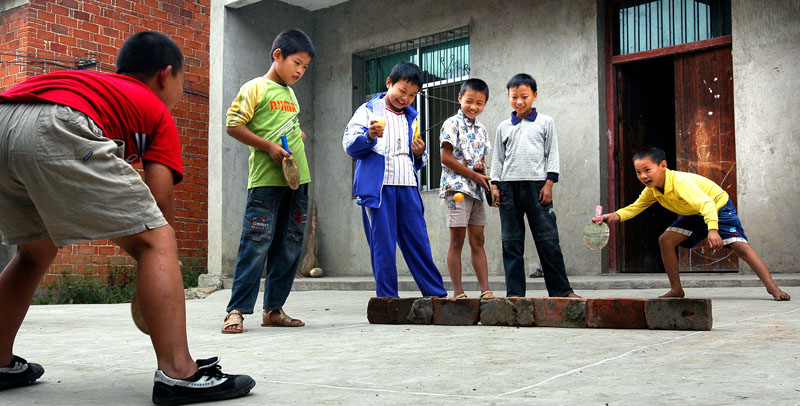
[490,74,579,298]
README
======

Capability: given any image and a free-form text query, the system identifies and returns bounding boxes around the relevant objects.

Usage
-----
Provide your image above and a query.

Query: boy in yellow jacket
[598,146,790,301]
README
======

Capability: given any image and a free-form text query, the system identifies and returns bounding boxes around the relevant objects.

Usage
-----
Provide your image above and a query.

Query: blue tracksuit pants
[361,185,447,298]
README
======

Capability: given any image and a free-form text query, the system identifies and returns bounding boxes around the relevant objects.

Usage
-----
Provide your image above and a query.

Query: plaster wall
[207,0,314,280]
[731,0,800,273]
[311,0,602,276]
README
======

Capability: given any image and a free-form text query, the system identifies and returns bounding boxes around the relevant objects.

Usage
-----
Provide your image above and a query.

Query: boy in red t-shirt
[0,32,254,404]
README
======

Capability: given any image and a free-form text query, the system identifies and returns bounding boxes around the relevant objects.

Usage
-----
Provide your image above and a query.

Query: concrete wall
[207,0,315,281]
[731,0,800,273]
[311,0,603,276]
[207,0,603,282]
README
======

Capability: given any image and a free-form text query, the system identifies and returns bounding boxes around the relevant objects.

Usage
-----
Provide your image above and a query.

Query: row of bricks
[367,296,712,331]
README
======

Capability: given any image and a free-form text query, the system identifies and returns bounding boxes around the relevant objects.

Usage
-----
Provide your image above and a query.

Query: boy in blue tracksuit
[342,62,447,298]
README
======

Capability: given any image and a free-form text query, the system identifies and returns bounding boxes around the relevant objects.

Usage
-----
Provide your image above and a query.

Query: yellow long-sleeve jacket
[616,169,729,230]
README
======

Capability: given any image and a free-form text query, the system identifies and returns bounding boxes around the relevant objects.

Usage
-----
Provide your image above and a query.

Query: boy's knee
[658,232,681,248]
[18,239,59,266]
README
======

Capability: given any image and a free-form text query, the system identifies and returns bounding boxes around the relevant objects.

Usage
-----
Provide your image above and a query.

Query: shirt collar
[510,108,538,125]
[662,168,675,195]
[456,109,477,128]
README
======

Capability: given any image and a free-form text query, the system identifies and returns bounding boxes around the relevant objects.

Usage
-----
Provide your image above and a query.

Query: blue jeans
[226,184,308,313]
[497,181,574,297]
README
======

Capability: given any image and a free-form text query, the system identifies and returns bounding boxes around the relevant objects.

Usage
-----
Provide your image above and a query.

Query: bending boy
[598,146,790,301]
[343,62,447,298]
[0,32,254,404]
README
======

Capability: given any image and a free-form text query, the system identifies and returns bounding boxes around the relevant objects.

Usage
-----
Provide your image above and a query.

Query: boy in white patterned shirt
[439,79,494,299]
[343,62,446,298]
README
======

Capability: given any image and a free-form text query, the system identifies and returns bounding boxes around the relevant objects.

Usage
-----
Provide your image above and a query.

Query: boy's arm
[227,125,288,165]
[411,118,427,170]
[489,124,505,182]
[143,161,176,225]
[679,180,721,230]
[540,119,559,204]
[615,188,657,221]
[343,104,376,159]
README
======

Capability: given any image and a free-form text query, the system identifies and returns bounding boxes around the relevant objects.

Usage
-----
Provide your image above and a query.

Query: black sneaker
[152,357,255,405]
[0,355,45,390]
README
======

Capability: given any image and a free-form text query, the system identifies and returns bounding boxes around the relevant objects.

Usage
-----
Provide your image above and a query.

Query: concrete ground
[3,279,800,405]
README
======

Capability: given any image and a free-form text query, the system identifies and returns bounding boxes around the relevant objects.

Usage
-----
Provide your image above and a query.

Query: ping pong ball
[454,192,464,202]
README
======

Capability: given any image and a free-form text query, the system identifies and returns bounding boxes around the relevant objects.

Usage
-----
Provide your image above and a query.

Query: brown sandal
[455,293,468,299]
[480,290,495,299]
[261,308,305,327]
[221,310,244,334]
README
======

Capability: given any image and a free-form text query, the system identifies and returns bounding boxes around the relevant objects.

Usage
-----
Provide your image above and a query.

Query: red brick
[645,298,713,331]
[479,298,516,326]
[586,298,647,329]
[367,297,391,324]
[432,298,479,325]
[533,298,587,328]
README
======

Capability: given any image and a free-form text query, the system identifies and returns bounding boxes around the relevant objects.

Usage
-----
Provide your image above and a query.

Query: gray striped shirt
[490,113,560,182]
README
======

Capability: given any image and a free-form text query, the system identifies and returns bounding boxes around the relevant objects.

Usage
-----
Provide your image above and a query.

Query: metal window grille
[616,0,731,55]
[352,26,470,191]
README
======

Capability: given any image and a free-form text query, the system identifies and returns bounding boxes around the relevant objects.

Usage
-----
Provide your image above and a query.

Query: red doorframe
[603,1,732,273]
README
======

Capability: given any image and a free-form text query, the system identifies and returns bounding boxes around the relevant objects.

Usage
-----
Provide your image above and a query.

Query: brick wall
[0,0,210,284]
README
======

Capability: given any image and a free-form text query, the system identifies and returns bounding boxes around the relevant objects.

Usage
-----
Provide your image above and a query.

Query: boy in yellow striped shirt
[598,147,790,301]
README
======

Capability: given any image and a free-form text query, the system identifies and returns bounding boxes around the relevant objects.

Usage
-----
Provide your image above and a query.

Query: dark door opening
[616,56,677,273]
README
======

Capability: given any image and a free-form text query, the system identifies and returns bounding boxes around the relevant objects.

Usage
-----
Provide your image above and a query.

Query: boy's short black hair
[506,73,537,92]
[388,62,423,89]
[271,28,315,62]
[460,78,489,101]
[633,146,667,164]
[116,31,183,78]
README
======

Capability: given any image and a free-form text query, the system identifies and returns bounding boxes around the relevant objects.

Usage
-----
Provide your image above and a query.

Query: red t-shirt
[0,70,183,183]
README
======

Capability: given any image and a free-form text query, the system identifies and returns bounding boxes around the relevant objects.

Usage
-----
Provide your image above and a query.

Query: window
[352,26,470,191]
[615,0,731,55]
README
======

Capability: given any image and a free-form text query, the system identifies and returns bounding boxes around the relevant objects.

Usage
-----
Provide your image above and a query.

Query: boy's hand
[706,229,723,250]
[539,180,554,205]
[411,136,425,157]
[267,141,290,164]
[368,120,384,140]
[473,161,484,173]
[491,184,500,207]
[598,213,620,224]
[474,173,492,192]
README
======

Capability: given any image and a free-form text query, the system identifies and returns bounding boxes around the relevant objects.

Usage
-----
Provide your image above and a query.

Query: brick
[366,297,390,324]
[510,298,535,327]
[479,298,516,326]
[645,298,713,331]
[533,298,587,328]
[387,298,417,324]
[586,298,647,329]
[432,298,479,325]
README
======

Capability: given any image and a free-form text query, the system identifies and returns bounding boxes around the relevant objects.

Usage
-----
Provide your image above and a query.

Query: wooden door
[674,46,738,272]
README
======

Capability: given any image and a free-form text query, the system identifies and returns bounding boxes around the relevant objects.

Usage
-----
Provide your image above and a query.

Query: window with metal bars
[615,0,731,55]
[352,26,470,191]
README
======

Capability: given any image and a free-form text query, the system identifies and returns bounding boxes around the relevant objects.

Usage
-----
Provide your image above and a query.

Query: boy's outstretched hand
[597,212,621,224]
[411,136,425,157]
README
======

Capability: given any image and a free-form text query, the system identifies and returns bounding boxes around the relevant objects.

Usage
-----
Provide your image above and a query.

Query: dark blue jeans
[497,181,574,297]
[226,184,308,313]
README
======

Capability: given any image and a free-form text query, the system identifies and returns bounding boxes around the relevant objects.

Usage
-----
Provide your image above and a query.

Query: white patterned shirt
[438,110,491,200]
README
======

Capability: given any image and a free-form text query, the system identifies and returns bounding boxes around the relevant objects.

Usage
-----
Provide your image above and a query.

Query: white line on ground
[259,379,501,400]
[496,306,800,397]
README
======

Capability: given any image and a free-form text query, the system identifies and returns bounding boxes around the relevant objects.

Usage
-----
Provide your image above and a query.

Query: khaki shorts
[445,191,487,228]
[0,103,167,247]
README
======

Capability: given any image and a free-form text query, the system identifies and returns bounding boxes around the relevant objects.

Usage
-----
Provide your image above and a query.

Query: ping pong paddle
[281,135,300,190]
[131,294,149,335]
[584,205,609,250]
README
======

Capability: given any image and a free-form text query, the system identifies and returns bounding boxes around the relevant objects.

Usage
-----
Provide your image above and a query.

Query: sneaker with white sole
[0,355,45,391]
[152,357,255,405]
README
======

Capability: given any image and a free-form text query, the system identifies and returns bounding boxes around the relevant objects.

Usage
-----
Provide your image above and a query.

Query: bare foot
[767,287,791,301]
[567,292,582,298]
[658,288,685,298]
